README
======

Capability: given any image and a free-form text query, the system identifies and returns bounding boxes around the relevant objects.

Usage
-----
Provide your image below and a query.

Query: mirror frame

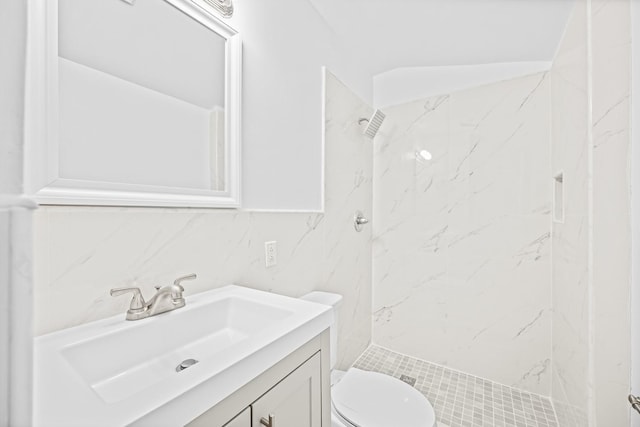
[25,0,242,208]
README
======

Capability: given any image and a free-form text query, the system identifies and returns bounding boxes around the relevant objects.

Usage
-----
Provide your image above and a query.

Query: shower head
[359,109,386,139]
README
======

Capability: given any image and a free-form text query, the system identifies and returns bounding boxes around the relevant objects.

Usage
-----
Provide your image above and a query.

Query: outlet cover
[264,241,277,268]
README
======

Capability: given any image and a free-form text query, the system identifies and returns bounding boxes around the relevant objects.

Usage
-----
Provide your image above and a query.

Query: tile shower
[369,0,633,424]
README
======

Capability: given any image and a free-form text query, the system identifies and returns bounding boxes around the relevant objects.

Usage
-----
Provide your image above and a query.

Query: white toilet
[301,292,437,427]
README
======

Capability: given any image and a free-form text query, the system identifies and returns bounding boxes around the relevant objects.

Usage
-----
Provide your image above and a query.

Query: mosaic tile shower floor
[352,345,561,427]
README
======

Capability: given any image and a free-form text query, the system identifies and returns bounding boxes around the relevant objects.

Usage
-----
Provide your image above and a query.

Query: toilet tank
[300,291,343,369]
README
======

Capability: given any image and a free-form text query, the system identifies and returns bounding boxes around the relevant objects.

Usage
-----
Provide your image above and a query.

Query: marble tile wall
[550,1,633,424]
[372,72,552,395]
[590,0,632,424]
[549,0,590,419]
[32,71,373,370]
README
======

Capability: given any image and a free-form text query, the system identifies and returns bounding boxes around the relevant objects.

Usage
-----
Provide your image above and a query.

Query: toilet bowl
[300,292,437,427]
[330,368,436,427]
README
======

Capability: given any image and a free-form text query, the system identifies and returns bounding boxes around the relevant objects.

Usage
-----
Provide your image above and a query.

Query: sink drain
[176,358,199,372]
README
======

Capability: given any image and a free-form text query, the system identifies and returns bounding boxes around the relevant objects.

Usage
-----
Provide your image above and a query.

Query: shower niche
[553,172,564,223]
[25,0,242,208]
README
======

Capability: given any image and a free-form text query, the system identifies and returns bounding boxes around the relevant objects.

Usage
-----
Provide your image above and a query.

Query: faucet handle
[171,274,196,300]
[173,273,197,289]
[110,287,146,312]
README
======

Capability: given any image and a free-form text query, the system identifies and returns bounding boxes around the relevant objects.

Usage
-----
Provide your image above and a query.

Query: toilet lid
[332,368,436,427]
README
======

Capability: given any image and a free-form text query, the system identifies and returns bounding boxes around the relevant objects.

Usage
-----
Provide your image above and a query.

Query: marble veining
[373,72,552,395]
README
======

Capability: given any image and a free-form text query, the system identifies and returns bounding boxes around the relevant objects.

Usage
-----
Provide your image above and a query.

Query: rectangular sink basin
[62,296,293,403]
[34,285,332,427]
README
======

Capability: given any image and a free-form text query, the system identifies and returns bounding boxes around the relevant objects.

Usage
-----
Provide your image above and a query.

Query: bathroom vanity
[187,333,328,427]
[33,286,332,426]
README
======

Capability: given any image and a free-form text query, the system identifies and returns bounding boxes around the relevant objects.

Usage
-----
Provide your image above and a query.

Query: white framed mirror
[25,0,241,208]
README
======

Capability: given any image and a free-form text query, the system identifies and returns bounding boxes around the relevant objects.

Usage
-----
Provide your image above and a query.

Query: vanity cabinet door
[251,352,322,427]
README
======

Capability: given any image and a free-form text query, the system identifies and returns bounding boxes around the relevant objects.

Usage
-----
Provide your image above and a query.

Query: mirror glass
[24,0,241,207]
[58,0,228,192]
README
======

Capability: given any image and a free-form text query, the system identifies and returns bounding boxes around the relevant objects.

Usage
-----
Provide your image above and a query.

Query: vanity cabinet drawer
[223,408,250,427]
[252,352,321,427]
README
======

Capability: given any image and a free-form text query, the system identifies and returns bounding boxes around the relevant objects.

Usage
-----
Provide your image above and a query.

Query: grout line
[586,0,597,425]
[549,396,562,427]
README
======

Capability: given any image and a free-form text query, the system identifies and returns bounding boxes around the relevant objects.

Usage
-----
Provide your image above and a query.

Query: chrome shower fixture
[359,109,386,139]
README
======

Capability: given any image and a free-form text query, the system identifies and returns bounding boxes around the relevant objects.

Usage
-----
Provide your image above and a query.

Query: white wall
[225,0,371,210]
[0,0,27,195]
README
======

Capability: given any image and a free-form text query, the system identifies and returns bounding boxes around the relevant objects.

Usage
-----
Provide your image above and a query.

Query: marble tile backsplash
[372,72,552,395]
[33,71,373,370]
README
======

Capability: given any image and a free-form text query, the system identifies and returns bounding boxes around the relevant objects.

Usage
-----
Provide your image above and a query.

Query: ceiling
[307,0,575,76]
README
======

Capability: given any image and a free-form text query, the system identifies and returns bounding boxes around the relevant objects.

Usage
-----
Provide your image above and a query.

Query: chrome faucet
[110,274,197,320]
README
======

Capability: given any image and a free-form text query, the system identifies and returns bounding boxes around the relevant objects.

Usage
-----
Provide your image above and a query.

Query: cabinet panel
[251,353,321,427]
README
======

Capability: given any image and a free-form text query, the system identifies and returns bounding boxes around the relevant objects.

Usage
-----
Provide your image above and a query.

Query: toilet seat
[332,368,436,427]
